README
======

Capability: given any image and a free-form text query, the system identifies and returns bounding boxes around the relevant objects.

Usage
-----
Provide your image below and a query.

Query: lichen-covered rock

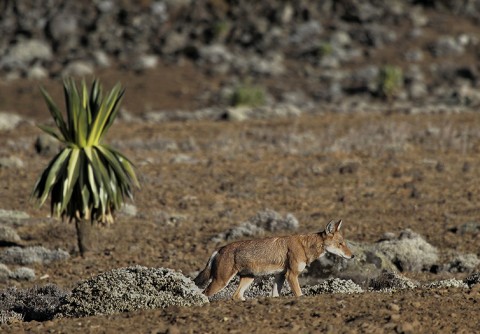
[9,267,35,281]
[0,224,22,246]
[423,279,468,289]
[0,113,23,131]
[0,209,29,225]
[444,253,480,273]
[0,263,11,283]
[369,271,418,291]
[374,229,439,272]
[0,246,70,265]
[211,209,299,242]
[60,266,208,317]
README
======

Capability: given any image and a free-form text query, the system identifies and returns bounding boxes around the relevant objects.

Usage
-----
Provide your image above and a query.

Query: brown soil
[1,64,480,333]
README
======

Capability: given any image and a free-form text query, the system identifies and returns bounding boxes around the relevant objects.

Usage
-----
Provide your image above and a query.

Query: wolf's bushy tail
[193,250,218,288]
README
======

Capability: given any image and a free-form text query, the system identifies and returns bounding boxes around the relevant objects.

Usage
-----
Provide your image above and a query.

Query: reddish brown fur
[194,220,354,300]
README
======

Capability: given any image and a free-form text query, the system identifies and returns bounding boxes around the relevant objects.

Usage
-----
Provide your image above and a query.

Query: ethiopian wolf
[194,219,354,300]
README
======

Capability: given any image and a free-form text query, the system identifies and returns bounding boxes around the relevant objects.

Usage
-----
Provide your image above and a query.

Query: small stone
[388,303,400,312]
[62,60,94,77]
[0,112,23,131]
[0,156,24,169]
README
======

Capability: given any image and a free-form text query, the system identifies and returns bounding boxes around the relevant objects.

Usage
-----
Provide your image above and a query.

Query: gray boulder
[0,209,30,225]
[0,39,52,70]
[0,225,22,246]
[60,266,208,317]
[0,246,70,265]
[0,156,24,169]
[307,241,397,286]
[9,267,36,281]
[444,253,480,273]
[211,209,299,243]
[0,264,11,283]
[374,229,439,272]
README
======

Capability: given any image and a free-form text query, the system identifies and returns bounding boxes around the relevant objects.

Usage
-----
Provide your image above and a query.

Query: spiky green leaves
[32,79,138,224]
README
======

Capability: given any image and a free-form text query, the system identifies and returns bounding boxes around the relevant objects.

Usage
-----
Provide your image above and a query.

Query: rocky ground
[1,1,480,333]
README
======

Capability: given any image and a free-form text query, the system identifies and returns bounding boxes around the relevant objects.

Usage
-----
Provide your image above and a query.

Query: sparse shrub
[229,82,266,108]
[318,42,333,57]
[212,20,230,40]
[423,279,468,289]
[60,266,208,317]
[464,272,480,287]
[0,284,68,322]
[369,271,418,291]
[377,65,403,99]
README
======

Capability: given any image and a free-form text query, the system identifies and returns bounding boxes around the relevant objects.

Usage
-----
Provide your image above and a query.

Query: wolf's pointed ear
[326,220,336,234]
[336,219,343,231]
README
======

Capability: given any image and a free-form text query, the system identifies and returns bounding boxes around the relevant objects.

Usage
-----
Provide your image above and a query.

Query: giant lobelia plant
[32,78,139,257]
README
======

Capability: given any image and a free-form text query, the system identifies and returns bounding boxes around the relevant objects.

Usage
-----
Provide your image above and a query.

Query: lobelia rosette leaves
[32,78,139,224]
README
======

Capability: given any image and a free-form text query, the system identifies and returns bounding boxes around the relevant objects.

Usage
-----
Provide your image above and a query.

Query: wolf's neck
[301,232,326,263]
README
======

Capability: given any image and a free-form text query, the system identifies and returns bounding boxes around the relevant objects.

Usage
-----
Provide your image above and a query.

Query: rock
[60,266,208,317]
[0,264,11,283]
[9,267,36,281]
[0,113,23,131]
[35,133,62,156]
[119,203,137,217]
[47,12,79,45]
[430,36,465,57]
[92,50,111,68]
[308,241,398,285]
[143,108,223,122]
[27,64,49,79]
[223,104,302,122]
[0,225,22,246]
[0,246,70,265]
[132,54,158,71]
[451,222,480,235]
[0,39,52,70]
[0,209,30,225]
[0,156,24,169]
[62,60,94,77]
[211,209,299,243]
[444,253,480,273]
[162,31,189,54]
[374,229,439,272]
[289,21,323,45]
